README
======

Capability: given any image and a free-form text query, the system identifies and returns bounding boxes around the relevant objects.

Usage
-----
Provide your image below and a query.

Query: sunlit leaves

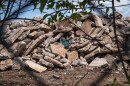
[106,7,109,14]
[32,0,112,24]
[33,1,38,10]
[39,0,47,13]
[70,13,81,20]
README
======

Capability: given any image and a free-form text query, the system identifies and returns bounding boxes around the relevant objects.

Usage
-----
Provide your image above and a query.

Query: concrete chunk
[28,31,38,38]
[50,42,67,58]
[89,58,108,67]
[94,15,103,27]
[38,59,54,68]
[39,23,52,32]
[5,27,24,44]
[81,19,92,34]
[104,54,116,68]
[32,53,43,60]
[67,51,79,62]
[25,60,47,73]
[0,59,13,71]
[10,41,26,56]
[18,30,30,40]
[44,56,63,67]
[23,35,45,56]
[0,47,12,59]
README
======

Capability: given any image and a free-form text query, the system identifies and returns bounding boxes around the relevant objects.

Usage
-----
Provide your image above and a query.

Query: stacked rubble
[0,12,129,72]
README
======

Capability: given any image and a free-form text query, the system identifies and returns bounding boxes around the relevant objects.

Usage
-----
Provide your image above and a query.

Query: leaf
[98,0,100,4]
[43,14,48,20]
[106,7,109,14]
[56,2,60,9]
[116,0,120,2]
[40,4,44,13]
[33,2,38,10]
[39,0,47,13]
[47,2,54,9]
[70,13,81,19]
[48,18,51,25]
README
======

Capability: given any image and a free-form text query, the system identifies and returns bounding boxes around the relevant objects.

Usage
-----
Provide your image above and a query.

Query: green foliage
[116,0,120,2]
[70,13,81,20]
[106,7,109,14]
[33,0,106,23]
[0,0,122,22]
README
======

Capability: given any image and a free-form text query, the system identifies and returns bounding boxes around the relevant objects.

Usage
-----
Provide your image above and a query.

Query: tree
[0,0,120,23]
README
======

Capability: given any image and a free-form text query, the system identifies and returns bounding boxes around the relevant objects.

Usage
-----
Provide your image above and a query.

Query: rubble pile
[0,12,130,72]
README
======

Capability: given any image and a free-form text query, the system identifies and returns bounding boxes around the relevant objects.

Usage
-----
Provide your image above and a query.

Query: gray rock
[88,57,108,67]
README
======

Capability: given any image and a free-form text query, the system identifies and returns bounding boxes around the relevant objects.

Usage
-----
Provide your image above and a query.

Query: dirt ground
[0,66,128,86]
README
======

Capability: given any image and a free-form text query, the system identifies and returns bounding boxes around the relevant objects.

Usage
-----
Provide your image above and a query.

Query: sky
[101,0,130,16]
[16,0,130,19]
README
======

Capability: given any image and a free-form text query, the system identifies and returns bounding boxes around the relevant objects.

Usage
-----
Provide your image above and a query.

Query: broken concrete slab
[18,30,30,40]
[38,59,54,68]
[94,15,103,27]
[81,19,92,34]
[0,48,13,59]
[42,49,55,58]
[5,27,24,44]
[32,53,44,60]
[53,27,72,34]
[39,23,52,32]
[33,31,45,39]
[60,58,70,63]
[25,60,47,73]
[44,56,64,67]
[115,20,125,26]
[10,41,26,56]
[75,30,85,36]
[63,62,73,70]
[88,57,108,67]
[23,35,46,56]
[50,42,67,58]
[28,31,39,38]
[67,51,79,62]
[104,54,116,69]
[0,59,13,71]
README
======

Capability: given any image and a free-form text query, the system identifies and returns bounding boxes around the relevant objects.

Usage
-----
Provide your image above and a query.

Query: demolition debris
[0,12,130,73]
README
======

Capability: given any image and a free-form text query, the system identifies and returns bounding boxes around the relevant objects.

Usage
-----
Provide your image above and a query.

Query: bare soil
[0,66,128,86]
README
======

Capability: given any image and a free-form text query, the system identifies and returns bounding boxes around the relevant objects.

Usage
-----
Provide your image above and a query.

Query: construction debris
[0,12,129,72]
